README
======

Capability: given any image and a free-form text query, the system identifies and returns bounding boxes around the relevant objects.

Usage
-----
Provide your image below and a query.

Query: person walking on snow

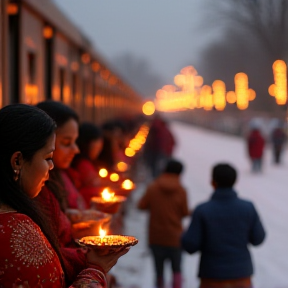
[138,159,190,288]
[181,163,265,288]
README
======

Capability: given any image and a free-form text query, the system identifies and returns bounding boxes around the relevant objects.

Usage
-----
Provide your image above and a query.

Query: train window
[72,72,78,106]
[44,35,53,99]
[27,52,36,84]
[59,68,65,101]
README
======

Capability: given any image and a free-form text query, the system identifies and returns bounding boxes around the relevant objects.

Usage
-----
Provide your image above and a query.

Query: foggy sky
[53,0,221,84]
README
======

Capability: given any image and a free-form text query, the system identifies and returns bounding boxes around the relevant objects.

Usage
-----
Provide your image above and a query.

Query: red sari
[37,187,87,284]
[70,160,103,207]
[0,212,107,287]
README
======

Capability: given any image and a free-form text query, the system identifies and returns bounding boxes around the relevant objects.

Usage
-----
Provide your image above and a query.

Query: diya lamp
[77,226,138,254]
[90,188,126,214]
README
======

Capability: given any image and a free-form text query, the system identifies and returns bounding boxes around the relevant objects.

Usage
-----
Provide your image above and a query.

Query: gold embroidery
[8,217,54,268]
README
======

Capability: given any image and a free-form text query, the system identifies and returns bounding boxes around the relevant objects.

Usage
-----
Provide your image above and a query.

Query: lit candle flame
[99,168,108,178]
[122,179,134,190]
[99,226,106,238]
[101,188,115,201]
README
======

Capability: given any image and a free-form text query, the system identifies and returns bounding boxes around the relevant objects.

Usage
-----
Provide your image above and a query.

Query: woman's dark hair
[36,100,79,127]
[0,104,67,279]
[36,100,79,212]
[75,122,102,160]
[212,163,237,188]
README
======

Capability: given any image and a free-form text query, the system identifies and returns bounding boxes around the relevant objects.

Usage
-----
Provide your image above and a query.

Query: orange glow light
[142,101,155,116]
[235,72,249,110]
[92,62,100,72]
[248,89,256,101]
[212,80,226,110]
[101,188,115,201]
[43,26,53,39]
[122,179,134,190]
[268,84,276,97]
[110,173,120,182]
[272,60,287,105]
[117,162,128,172]
[226,91,237,104]
[81,53,90,64]
[125,147,135,157]
[7,3,18,15]
[71,62,79,71]
[99,168,108,178]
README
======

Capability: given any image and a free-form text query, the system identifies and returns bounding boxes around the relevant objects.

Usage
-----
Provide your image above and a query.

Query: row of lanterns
[268,60,287,105]
[154,66,256,112]
[124,124,150,158]
[151,60,287,113]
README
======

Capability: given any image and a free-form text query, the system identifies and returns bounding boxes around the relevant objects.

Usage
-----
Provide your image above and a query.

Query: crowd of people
[0,101,277,288]
[247,121,286,173]
[0,101,149,287]
[138,158,266,288]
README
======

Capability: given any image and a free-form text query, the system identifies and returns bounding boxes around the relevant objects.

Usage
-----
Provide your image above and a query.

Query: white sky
[53,0,221,84]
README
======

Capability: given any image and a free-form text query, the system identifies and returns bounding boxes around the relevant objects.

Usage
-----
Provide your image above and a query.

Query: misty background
[53,0,288,113]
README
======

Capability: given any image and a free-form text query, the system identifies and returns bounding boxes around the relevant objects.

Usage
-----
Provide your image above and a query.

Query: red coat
[138,174,190,247]
[248,130,265,159]
[70,159,104,207]
[37,187,87,284]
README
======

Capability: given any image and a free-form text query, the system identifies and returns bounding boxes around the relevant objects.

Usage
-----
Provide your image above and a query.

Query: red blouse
[72,159,103,206]
[0,212,107,288]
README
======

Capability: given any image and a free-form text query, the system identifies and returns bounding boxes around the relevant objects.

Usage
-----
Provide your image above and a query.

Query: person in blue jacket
[181,163,265,288]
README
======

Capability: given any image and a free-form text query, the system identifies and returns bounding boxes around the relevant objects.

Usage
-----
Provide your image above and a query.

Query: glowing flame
[117,162,128,172]
[125,147,135,157]
[99,168,108,178]
[110,173,120,182]
[101,188,115,201]
[122,179,134,190]
[99,226,106,238]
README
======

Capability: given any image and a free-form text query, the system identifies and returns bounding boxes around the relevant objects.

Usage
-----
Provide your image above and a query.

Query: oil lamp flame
[99,226,106,238]
[122,179,133,190]
[101,188,115,201]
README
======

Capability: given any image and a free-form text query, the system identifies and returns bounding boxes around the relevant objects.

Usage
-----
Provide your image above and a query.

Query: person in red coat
[247,128,265,172]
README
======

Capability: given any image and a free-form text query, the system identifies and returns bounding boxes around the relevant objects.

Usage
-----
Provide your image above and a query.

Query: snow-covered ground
[112,121,288,288]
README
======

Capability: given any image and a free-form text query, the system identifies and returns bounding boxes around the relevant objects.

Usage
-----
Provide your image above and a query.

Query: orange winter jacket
[138,173,190,247]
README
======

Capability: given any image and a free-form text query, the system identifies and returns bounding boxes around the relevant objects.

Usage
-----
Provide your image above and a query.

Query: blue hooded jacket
[181,188,266,279]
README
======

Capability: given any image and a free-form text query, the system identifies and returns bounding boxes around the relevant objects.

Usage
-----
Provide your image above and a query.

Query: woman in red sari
[36,100,86,212]
[71,122,105,206]
[0,104,128,287]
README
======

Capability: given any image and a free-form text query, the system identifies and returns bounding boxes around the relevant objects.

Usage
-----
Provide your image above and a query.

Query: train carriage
[0,0,143,124]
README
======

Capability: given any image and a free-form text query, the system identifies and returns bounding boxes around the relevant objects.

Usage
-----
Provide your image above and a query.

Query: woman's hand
[86,247,130,273]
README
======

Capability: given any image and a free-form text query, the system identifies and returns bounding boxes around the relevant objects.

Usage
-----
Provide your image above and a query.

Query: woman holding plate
[0,104,129,287]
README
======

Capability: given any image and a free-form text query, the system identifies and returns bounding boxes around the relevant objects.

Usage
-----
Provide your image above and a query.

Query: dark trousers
[251,158,262,172]
[273,146,282,164]
[150,245,182,286]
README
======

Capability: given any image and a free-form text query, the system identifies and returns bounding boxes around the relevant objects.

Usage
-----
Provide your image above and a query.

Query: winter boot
[172,272,182,288]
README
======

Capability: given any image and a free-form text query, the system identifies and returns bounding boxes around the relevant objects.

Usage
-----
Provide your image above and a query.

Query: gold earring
[13,170,19,182]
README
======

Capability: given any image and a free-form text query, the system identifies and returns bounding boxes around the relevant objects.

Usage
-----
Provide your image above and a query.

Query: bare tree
[209,0,288,61]
[112,53,165,99]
